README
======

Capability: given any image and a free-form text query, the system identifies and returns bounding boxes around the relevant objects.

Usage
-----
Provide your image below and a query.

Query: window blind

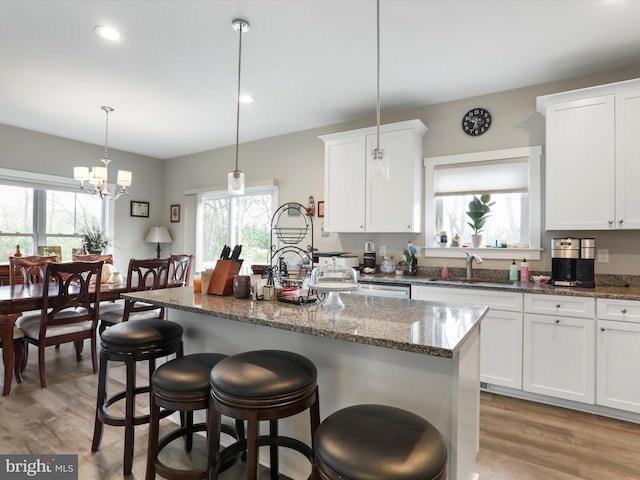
[434,157,529,196]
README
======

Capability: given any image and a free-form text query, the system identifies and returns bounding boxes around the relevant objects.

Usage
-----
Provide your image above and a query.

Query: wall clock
[462,107,492,136]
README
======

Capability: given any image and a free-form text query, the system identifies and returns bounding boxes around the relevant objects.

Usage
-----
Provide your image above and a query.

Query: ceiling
[2,0,640,160]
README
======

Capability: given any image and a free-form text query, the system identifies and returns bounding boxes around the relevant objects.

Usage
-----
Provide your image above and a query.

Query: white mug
[433,231,448,247]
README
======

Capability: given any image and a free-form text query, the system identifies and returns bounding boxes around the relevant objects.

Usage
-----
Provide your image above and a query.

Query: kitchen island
[123,288,488,480]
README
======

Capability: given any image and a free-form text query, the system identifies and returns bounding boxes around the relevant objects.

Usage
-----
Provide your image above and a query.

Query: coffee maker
[363,241,376,269]
[551,238,595,288]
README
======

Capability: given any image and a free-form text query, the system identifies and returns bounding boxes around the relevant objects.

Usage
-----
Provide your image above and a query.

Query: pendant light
[371,0,387,179]
[228,18,250,195]
[73,106,132,200]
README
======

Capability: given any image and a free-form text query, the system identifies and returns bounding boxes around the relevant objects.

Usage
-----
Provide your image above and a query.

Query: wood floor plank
[2,343,640,479]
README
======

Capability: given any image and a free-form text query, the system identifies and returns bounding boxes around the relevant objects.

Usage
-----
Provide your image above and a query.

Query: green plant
[83,225,111,252]
[466,194,495,235]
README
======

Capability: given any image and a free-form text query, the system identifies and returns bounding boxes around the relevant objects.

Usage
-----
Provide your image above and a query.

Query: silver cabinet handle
[608,220,614,225]
[556,304,561,308]
[622,308,627,314]
[619,219,624,225]
[555,319,560,324]
[601,327,606,332]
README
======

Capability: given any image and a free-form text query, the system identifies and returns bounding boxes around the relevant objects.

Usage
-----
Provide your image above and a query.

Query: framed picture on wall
[130,201,149,218]
[170,204,180,223]
[317,201,325,217]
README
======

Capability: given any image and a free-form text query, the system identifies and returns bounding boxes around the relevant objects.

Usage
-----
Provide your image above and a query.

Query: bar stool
[313,404,447,480]
[207,349,320,480]
[91,319,184,476]
[146,353,245,480]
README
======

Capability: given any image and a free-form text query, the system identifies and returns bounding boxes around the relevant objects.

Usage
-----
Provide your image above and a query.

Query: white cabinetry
[320,119,427,233]
[596,298,640,413]
[523,294,595,404]
[411,285,523,389]
[537,79,640,230]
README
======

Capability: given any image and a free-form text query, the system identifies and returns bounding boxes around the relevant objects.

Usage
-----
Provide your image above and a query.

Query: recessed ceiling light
[94,25,121,41]
[239,95,254,104]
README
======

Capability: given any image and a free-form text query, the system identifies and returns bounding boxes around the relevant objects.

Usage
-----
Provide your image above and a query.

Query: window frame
[194,181,279,273]
[0,168,111,259]
[423,146,542,260]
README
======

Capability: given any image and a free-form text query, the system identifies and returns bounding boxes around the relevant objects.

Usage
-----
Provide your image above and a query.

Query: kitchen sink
[427,277,516,286]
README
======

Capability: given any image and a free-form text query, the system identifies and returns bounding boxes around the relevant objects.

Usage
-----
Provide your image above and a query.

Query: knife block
[207,260,241,296]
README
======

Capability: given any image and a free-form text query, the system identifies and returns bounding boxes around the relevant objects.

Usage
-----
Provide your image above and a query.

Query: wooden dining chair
[0,327,26,387]
[99,258,171,334]
[169,254,194,286]
[16,260,104,388]
[9,255,59,285]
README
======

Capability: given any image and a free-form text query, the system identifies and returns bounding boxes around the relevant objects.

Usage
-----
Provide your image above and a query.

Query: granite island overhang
[123,288,488,480]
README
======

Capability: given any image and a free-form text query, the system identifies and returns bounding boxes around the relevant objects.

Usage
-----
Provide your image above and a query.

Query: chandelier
[73,106,132,200]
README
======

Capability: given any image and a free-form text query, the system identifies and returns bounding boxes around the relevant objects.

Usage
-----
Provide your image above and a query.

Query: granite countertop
[358,273,640,301]
[123,288,488,359]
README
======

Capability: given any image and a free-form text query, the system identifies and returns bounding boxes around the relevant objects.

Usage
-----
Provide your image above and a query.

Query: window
[197,183,278,273]
[0,169,107,260]
[424,146,541,260]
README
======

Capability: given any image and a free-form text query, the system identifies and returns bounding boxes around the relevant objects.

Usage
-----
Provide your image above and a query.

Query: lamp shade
[144,226,173,244]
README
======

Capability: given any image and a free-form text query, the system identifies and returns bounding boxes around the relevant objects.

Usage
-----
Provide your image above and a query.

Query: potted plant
[466,194,494,248]
[83,225,111,254]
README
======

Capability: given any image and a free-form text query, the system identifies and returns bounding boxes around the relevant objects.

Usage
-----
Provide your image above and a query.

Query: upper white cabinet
[537,78,640,230]
[320,119,427,233]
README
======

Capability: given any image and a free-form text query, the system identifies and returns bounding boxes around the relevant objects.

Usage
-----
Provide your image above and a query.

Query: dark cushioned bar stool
[146,353,245,480]
[91,319,184,476]
[207,349,320,480]
[314,404,447,480]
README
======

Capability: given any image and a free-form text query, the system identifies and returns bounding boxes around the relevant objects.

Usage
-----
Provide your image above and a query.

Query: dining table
[0,280,181,396]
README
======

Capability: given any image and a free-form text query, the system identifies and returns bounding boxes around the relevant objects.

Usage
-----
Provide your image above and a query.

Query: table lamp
[145,226,173,258]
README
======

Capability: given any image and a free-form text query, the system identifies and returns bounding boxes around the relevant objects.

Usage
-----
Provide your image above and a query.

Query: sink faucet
[460,249,483,279]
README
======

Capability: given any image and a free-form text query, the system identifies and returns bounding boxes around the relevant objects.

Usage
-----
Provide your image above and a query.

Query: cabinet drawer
[597,298,640,323]
[412,285,522,312]
[524,293,595,318]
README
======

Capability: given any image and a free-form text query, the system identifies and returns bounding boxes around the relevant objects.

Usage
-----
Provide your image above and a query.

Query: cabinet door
[480,309,523,389]
[523,313,595,403]
[411,285,523,389]
[545,95,615,230]
[615,89,640,229]
[323,136,366,232]
[365,128,420,232]
[597,320,640,413]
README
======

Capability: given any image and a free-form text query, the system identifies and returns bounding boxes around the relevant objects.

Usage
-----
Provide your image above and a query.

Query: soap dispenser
[509,260,518,281]
[520,258,529,283]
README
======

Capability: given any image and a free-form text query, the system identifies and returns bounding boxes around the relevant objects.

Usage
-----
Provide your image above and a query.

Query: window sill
[423,247,542,261]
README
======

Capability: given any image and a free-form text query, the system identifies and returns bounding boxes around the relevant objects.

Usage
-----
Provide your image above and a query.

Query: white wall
[0,124,165,273]
[165,65,640,276]
[4,65,640,276]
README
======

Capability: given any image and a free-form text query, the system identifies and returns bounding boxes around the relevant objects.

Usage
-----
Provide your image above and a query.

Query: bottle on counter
[520,258,529,283]
[441,262,449,279]
[14,245,22,257]
[509,260,518,281]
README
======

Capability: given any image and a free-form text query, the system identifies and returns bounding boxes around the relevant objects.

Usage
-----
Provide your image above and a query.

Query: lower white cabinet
[411,285,523,389]
[523,294,595,404]
[596,298,640,413]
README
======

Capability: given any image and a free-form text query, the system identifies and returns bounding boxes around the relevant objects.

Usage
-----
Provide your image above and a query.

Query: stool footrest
[98,385,174,427]
[212,435,312,478]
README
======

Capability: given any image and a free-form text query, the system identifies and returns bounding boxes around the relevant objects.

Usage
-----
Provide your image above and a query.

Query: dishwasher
[349,281,411,299]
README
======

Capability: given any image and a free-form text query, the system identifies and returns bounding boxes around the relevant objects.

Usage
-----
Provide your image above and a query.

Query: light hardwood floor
[1,344,639,479]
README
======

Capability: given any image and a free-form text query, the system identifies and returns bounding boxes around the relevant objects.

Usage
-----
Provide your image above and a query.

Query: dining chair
[17,260,104,388]
[0,326,26,387]
[99,258,171,334]
[169,254,194,286]
[9,255,59,285]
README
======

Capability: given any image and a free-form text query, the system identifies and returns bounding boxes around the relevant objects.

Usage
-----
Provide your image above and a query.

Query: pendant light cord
[375,0,381,153]
[234,22,243,174]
